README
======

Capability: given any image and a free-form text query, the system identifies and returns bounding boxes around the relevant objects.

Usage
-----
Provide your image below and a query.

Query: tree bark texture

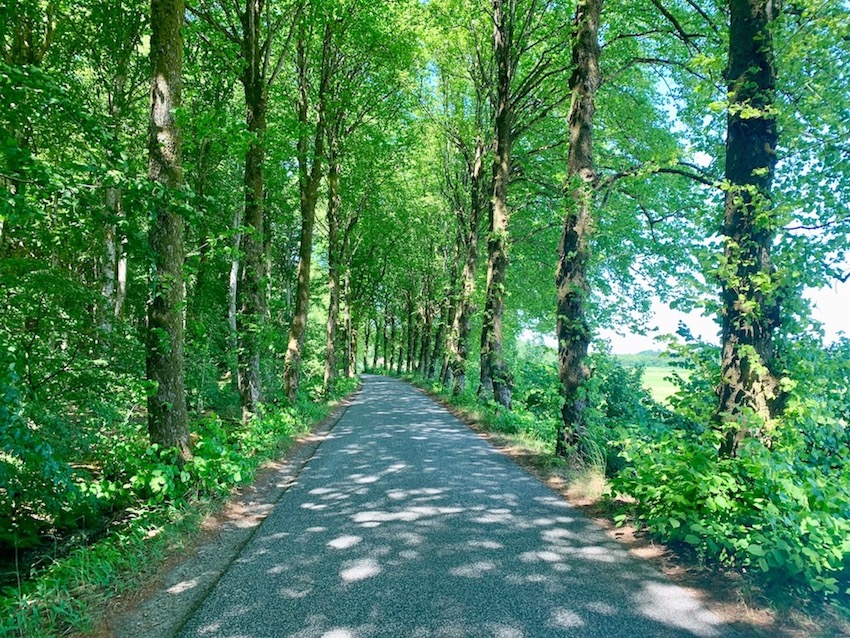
[146,0,189,458]
[343,271,354,377]
[450,141,485,396]
[479,0,513,408]
[716,0,783,458]
[372,317,380,370]
[100,189,119,332]
[430,296,449,379]
[420,301,432,377]
[405,296,414,372]
[228,209,241,392]
[555,0,601,457]
[283,23,330,402]
[323,137,341,393]
[363,318,371,372]
[101,46,133,331]
[236,0,268,418]
[382,306,390,369]
[389,316,397,372]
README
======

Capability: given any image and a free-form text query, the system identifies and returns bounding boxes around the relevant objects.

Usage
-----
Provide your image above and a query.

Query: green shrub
[0,361,87,549]
[0,376,358,637]
[613,408,850,596]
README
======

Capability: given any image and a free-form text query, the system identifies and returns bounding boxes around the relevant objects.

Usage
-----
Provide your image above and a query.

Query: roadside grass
[0,378,359,638]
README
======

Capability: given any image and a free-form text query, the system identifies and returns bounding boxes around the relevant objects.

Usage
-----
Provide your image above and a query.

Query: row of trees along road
[2,0,850,602]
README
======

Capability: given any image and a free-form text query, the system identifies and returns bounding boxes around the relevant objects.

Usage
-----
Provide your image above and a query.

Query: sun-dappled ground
[413,375,850,638]
[175,375,730,638]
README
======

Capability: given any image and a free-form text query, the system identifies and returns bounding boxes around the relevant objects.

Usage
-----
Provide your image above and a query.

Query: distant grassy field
[641,365,690,403]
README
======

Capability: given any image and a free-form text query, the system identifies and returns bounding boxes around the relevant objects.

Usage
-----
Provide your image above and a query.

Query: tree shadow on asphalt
[175,375,733,638]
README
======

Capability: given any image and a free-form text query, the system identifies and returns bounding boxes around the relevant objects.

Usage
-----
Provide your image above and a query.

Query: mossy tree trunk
[146,0,189,459]
[555,0,601,457]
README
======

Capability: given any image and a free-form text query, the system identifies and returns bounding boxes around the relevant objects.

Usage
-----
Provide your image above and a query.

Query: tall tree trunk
[283,24,330,402]
[555,0,601,457]
[146,0,188,458]
[372,317,380,370]
[406,296,414,372]
[100,189,119,333]
[716,0,783,458]
[116,232,127,317]
[228,209,241,392]
[363,318,371,372]
[343,271,354,377]
[430,296,449,379]
[101,62,130,333]
[236,0,268,418]
[323,137,341,394]
[450,142,485,396]
[419,305,431,375]
[350,323,358,375]
[479,0,513,408]
[382,306,390,369]
[389,316,396,372]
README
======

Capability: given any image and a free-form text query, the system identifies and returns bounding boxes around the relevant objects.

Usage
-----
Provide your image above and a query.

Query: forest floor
[420,387,850,638]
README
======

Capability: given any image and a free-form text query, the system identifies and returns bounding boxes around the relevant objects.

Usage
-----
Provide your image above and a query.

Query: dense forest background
[1,0,849,634]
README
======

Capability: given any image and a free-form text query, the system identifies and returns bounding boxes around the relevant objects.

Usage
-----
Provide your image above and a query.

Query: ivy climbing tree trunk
[479,0,513,409]
[715,0,783,458]
[146,0,189,458]
[555,0,601,457]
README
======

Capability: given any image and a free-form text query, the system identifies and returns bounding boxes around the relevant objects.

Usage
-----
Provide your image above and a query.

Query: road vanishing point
[176,375,732,638]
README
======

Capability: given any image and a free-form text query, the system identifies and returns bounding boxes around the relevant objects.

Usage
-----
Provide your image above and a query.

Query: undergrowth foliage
[0,371,358,638]
[612,338,850,597]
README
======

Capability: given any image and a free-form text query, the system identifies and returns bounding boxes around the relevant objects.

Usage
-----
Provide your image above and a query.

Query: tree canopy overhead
[2,0,850,619]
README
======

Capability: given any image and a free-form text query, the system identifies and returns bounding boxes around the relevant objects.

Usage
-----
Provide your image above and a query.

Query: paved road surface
[177,375,730,638]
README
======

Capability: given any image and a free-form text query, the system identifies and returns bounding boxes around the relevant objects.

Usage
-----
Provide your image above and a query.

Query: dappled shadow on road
[178,375,730,638]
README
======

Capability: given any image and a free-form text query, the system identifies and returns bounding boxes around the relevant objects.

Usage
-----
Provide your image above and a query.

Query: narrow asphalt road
[176,375,731,638]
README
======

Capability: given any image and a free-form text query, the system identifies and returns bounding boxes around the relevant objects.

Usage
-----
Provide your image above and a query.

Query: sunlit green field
[641,366,690,403]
